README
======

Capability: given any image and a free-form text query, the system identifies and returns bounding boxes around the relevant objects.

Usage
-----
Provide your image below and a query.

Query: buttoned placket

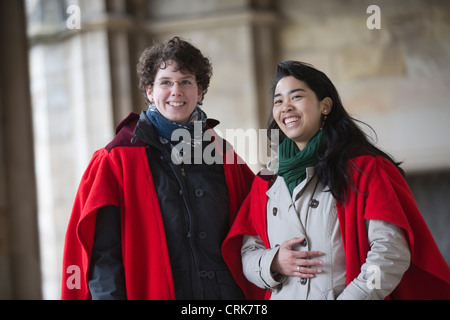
[290,168,318,242]
[247,163,350,300]
[260,166,331,299]
[290,168,321,294]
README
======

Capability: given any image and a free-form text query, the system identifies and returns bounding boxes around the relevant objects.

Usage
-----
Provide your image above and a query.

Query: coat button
[273,207,278,216]
[195,188,204,197]
[309,199,319,208]
[300,278,307,285]
[198,231,207,239]
[199,271,215,279]
[300,239,308,247]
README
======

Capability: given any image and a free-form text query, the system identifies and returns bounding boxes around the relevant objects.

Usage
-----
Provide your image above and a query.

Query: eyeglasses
[153,79,197,89]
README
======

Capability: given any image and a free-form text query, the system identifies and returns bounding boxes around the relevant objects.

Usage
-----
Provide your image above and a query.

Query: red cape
[222,155,450,300]
[61,113,255,299]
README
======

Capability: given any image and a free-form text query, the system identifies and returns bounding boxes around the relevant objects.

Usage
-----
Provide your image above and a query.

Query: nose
[280,101,293,112]
[170,82,183,95]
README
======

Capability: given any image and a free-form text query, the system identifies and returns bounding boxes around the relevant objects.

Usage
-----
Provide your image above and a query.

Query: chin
[285,131,304,141]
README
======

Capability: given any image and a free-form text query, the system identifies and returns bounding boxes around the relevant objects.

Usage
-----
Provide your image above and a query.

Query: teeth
[169,102,184,107]
[284,117,299,125]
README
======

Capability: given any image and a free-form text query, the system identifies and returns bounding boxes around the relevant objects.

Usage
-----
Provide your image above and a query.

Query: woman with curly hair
[62,37,254,299]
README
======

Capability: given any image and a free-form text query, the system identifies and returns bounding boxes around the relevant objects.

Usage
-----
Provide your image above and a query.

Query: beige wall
[277,0,450,172]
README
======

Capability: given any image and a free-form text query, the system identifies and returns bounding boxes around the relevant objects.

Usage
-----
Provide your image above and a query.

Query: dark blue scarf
[145,103,207,148]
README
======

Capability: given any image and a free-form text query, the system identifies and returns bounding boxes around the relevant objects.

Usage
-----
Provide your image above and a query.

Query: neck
[295,141,307,151]
[293,130,321,151]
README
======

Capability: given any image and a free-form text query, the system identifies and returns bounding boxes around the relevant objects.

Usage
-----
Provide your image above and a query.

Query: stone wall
[277,0,450,172]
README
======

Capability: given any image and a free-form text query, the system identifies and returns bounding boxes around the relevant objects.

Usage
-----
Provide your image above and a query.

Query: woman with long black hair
[222,61,450,300]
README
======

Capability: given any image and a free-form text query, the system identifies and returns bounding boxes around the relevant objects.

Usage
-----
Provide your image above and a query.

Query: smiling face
[273,76,332,150]
[146,60,203,124]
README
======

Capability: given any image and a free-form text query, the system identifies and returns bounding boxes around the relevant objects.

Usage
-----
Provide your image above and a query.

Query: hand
[271,237,324,279]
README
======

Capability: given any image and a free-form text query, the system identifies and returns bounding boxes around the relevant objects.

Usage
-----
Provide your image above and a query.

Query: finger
[296,258,324,267]
[291,267,318,279]
[296,266,322,274]
[291,250,324,259]
[282,237,306,249]
[296,273,315,279]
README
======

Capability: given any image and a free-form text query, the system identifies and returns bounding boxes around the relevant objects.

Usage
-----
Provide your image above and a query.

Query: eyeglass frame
[152,79,199,89]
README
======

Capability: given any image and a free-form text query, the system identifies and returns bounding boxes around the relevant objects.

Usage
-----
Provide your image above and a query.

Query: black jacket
[88,112,244,300]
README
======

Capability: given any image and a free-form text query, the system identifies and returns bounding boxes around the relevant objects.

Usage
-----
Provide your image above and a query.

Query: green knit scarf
[277,130,323,195]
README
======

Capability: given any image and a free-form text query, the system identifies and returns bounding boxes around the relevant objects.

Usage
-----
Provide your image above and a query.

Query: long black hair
[268,61,404,202]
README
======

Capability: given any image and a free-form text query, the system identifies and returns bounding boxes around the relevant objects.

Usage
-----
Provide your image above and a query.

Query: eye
[159,80,172,86]
[273,99,282,106]
[180,79,193,86]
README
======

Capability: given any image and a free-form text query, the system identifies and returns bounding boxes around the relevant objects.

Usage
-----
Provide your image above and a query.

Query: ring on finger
[297,266,301,273]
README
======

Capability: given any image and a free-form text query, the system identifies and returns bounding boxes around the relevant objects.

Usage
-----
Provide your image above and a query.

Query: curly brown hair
[136,36,213,105]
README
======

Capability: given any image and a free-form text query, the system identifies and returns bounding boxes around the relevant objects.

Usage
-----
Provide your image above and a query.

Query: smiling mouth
[168,102,185,107]
[283,116,300,126]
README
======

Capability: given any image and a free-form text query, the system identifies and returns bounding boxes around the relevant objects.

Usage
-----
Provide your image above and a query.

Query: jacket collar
[131,111,220,149]
[266,167,316,202]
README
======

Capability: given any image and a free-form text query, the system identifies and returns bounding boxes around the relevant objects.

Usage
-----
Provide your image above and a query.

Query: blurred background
[0,0,449,299]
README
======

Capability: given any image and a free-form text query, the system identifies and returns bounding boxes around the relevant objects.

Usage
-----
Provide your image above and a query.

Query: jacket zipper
[168,159,203,298]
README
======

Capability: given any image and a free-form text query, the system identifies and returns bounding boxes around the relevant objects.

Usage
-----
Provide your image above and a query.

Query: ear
[146,86,153,103]
[321,97,333,115]
[197,87,203,103]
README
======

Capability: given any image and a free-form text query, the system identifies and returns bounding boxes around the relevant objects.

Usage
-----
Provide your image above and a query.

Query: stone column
[0,0,42,299]
[27,0,117,298]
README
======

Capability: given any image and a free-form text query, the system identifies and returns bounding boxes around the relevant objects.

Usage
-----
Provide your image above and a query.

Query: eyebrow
[273,88,306,98]
[156,75,196,80]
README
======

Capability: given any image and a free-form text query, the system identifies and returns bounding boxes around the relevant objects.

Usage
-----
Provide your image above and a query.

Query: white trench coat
[241,166,411,300]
